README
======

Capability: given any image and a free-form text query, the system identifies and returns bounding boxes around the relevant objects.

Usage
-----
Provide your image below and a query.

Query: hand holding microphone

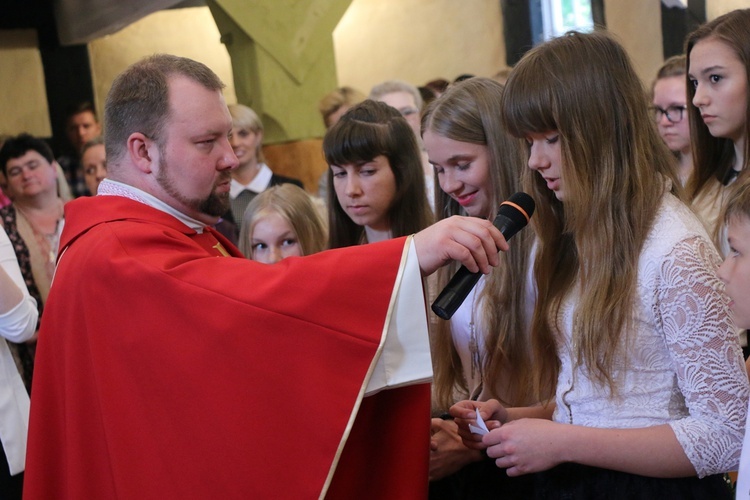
[431,192,535,320]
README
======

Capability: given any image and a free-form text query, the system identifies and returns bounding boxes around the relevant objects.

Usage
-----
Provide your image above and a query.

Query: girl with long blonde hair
[238,184,327,263]
[422,78,540,498]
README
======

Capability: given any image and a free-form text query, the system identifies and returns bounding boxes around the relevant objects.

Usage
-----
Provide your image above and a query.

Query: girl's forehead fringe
[503,101,556,139]
[503,84,558,138]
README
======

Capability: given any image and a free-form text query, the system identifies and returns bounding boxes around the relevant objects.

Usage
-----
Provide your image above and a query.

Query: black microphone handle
[431,214,520,320]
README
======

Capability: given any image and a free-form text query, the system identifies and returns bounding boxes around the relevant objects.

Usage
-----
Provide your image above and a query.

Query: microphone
[431,192,535,320]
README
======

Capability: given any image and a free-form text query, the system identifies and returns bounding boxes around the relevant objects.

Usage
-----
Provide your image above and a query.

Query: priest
[23,54,507,500]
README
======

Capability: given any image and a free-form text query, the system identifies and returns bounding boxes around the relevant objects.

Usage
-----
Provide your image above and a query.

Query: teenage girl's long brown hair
[502,31,681,394]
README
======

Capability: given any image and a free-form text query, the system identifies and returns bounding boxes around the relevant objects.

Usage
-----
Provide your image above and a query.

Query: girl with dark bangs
[451,31,748,499]
[323,99,432,248]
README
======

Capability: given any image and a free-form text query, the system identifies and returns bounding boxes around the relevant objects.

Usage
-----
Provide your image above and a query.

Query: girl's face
[331,155,397,232]
[82,143,107,195]
[250,212,303,264]
[423,130,492,218]
[652,76,691,155]
[229,126,262,166]
[526,131,564,201]
[718,215,750,329]
[689,37,748,144]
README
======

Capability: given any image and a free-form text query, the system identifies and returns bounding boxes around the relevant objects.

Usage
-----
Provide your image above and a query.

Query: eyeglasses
[650,105,687,124]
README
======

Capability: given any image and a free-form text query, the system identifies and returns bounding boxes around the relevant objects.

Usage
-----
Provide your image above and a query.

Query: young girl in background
[451,30,748,499]
[238,184,327,263]
[687,8,750,248]
[323,99,432,248]
[421,77,540,499]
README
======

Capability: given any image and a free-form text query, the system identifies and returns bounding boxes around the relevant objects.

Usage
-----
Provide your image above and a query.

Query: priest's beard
[155,154,230,217]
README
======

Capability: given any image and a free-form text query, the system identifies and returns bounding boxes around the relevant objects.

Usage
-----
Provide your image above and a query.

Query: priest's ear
[126,132,158,174]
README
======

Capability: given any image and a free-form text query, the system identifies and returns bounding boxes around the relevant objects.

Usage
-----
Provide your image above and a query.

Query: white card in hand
[468,407,489,436]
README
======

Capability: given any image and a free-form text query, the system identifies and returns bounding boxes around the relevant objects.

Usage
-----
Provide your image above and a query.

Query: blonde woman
[227,104,303,228]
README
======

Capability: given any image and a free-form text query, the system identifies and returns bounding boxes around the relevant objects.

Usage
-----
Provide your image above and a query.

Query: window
[541,0,594,40]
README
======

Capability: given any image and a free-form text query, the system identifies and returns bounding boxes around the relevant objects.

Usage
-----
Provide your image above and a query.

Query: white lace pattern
[553,194,750,477]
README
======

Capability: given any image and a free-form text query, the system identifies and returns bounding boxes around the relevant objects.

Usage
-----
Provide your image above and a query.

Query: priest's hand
[429,417,483,481]
[413,216,508,276]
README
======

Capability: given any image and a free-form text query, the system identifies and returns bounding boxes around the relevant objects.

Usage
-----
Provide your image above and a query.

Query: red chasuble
[24,196,429,499]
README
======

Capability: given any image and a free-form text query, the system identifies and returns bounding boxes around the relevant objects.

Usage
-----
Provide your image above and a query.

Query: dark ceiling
[0,0,205,47]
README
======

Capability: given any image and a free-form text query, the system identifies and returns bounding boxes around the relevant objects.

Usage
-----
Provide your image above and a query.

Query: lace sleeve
[659,236,750,477]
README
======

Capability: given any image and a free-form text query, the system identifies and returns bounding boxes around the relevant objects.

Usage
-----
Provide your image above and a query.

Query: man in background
[57,102,102,197]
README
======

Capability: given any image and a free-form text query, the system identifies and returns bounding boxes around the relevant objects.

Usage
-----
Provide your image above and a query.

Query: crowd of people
[1,7,750,499]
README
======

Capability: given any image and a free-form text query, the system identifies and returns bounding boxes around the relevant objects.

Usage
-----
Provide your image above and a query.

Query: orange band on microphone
[500,201,530,222]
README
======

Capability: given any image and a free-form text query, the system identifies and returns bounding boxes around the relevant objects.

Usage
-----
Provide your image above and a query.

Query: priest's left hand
[413,216,507,276]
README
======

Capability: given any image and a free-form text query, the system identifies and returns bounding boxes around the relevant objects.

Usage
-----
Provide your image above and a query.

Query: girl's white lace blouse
[553,193,750,477]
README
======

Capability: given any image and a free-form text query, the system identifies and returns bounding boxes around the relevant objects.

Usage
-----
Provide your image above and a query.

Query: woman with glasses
[651,55,693,186]
[687,9,750,252]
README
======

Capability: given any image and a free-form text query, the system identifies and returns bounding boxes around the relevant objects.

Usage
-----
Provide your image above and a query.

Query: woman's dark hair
[323,99,432,247]
[0,133,55,175]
